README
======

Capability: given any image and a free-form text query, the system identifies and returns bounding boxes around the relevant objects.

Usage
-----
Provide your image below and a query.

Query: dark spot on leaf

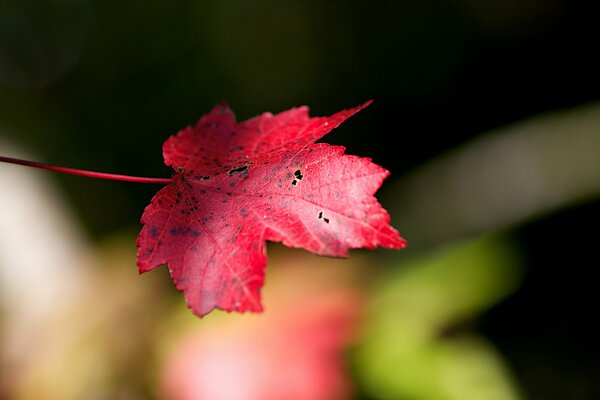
[324,218,330,223]
[170,227,188,236]
[291,180,297,186]
[193,230,201,237]
[176,166,185,173]
[294,170,303,180]
[149,226,159,239]
[227,192,232,196]
[240,207,248,218]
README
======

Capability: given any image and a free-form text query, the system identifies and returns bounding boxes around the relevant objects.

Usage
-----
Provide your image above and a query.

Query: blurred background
[1,0,599,399]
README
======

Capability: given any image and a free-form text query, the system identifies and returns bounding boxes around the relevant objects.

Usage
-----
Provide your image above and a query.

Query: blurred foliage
[353,236,523,399]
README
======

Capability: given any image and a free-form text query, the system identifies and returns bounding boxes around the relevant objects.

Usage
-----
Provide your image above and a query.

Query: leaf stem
[0,155,172,185]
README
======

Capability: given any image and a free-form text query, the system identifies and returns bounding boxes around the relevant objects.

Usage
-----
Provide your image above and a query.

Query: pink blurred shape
[160,290,361,400]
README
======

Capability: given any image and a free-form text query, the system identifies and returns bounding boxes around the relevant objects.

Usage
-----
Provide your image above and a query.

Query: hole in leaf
[227,161,253,176]
[318,211,329,223]
[227,165,248,175]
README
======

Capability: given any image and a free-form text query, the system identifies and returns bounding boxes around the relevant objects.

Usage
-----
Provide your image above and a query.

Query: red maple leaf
[136,100,406,316]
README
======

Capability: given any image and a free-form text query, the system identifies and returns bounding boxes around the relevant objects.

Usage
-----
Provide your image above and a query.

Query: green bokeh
[354,235,523,400]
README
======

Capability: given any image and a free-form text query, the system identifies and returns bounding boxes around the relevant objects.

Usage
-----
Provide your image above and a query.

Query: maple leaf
[136,100,406,316]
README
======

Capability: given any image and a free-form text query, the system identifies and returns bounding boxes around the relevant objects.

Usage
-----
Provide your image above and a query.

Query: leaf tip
[212,101,234,116]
